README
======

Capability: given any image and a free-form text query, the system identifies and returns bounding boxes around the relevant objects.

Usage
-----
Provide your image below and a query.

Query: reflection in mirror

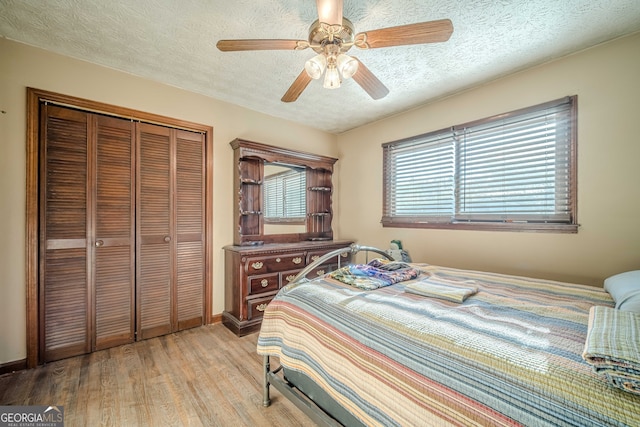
[263,163,306,234]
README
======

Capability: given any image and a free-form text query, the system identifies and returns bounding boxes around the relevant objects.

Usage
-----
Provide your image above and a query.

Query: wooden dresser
[223,240,353,336]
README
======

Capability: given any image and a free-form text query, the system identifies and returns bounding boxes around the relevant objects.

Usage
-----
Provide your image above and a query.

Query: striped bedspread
[257,264,640,426]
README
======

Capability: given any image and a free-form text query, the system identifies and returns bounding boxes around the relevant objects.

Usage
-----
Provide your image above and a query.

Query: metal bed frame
[261,244,394,426]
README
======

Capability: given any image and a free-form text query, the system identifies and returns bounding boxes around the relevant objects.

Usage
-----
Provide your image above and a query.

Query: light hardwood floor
[0,324,315,426]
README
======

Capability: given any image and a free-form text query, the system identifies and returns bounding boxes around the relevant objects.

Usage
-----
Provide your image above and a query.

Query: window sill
[264,219,306,225]
[381,220,578,234]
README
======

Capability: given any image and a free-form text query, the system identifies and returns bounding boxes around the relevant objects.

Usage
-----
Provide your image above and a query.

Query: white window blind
[264,169,306,221]
[383,131,455,222]
[382,96,577,231]
[263,177,283,218]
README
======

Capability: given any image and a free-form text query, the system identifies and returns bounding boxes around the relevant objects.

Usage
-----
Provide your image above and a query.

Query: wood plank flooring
[0,324,315,426]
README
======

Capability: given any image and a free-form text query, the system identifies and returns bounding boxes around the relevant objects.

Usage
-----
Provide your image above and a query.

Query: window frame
[381,96,578,233]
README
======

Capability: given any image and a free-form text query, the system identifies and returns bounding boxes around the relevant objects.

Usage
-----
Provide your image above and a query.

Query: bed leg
[263,355,271,407]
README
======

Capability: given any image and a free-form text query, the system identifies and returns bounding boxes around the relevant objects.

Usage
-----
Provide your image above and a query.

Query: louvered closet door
[136,123,205,339]
[40,102,204,362]
[175,129,205,330]
[40,105,91,362]
[137,123,173,340]
[93,115,135,350]
[40,106,135,361]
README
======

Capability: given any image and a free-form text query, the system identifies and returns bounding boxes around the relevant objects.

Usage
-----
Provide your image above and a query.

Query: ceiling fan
[216,0,453,102]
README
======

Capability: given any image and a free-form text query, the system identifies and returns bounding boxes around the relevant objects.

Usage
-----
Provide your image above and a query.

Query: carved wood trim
[230,138,337,171]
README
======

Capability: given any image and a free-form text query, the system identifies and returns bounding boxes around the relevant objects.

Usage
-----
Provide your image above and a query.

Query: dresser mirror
[263,162,307,235]
[230,139,338,245]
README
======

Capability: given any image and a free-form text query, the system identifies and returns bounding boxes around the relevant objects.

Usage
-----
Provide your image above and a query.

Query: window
[263,167,306,223]
[382,96,577,232]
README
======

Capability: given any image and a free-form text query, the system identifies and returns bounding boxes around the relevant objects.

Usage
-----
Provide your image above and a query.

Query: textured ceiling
[2,0,640,133]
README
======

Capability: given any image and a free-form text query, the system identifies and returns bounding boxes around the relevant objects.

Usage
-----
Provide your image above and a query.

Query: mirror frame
[230,139,338,245]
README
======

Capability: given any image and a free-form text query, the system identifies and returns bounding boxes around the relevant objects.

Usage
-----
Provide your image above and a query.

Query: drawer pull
[261,279,269,288]
[311,255,319,261]
[285,275,295,282]
[251,261,264,270]
[276,257,281,262]
[256,303,268,312]
[316,269,325,276]
[292,257,302,265]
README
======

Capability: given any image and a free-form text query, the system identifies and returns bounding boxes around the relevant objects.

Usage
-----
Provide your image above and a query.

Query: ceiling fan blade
[281,69,313,102]
[351,58,389,100]
[355,19,453,49]
[316,0,343,25]
[217,39,307,51]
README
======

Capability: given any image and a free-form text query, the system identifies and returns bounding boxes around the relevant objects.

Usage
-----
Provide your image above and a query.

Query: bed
[257,245,640,426]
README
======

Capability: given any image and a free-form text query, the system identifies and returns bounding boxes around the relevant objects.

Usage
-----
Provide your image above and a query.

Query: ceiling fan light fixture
[305,54,327,79]
[217,2,453,102]
[323,65,341,89]
[337,54,358,79]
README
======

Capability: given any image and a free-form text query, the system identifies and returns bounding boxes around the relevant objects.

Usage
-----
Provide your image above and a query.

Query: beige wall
[0,38,338,364]
[337,32,640,286]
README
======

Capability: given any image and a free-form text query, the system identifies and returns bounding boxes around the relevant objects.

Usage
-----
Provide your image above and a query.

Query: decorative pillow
[604,271,640,312]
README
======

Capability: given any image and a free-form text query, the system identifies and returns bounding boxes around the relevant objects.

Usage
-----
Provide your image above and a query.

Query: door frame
[26,88,214,368]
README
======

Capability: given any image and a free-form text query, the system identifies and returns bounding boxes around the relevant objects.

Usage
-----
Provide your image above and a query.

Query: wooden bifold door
[39,103,206,363]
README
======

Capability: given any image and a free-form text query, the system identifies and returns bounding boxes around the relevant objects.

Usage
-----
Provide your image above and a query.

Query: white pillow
[604,270,640,312]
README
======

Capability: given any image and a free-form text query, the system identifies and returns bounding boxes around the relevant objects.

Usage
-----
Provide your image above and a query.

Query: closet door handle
[95,240,104,247]
[164,236,171,243]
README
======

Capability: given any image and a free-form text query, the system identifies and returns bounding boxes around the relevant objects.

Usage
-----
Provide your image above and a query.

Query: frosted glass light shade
[323,66,341,89]
[305,54,326,79]
[337,54,358,79]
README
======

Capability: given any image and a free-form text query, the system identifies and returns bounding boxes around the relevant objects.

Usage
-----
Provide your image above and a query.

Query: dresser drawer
[307,249,351,267]
[281,269,302,286]
[307,264,335,279]
[248,273,279,295]
[247,296,273,320]
[245,252,305,274]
